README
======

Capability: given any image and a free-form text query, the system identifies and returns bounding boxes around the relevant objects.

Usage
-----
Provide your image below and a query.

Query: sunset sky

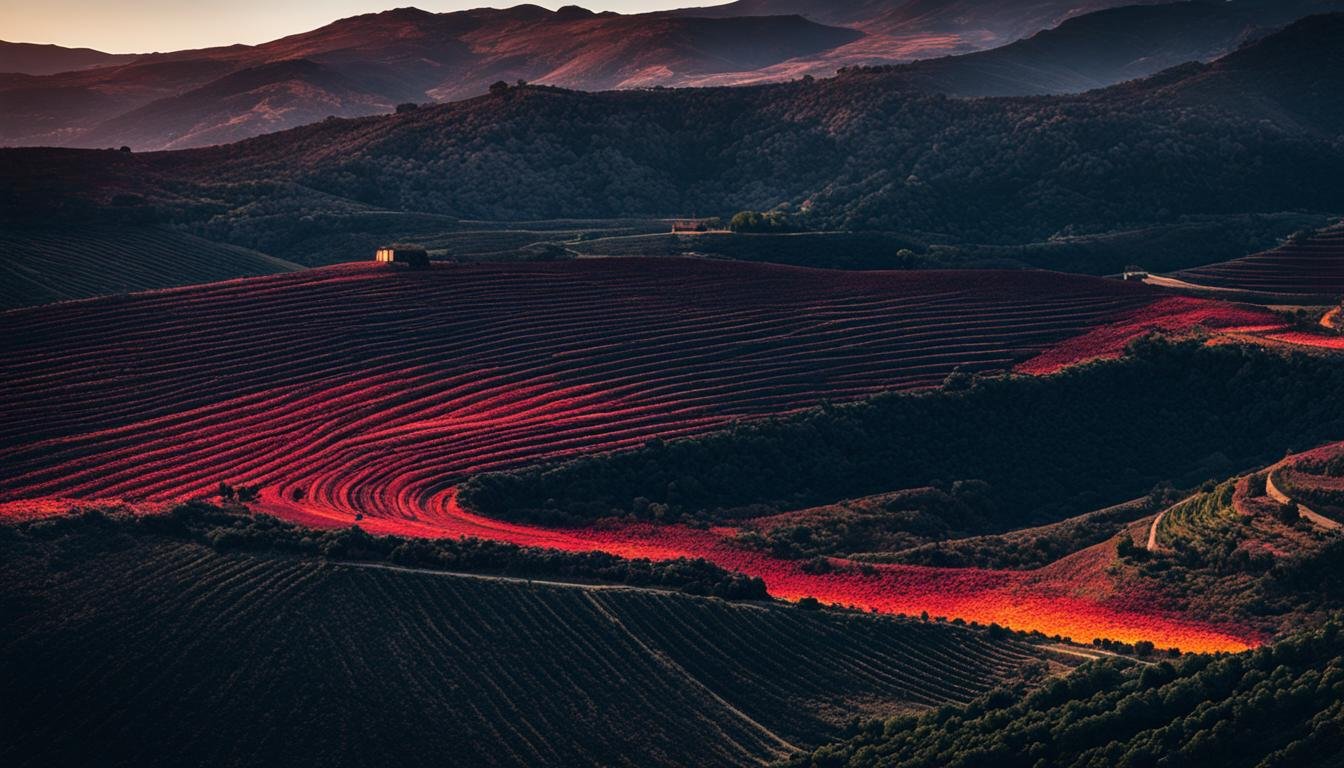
[0,1,726,52]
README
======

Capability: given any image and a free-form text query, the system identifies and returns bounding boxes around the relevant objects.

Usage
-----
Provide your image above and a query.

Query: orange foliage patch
[1263,332,1344,350]
[268,490,1256,654]
[1016,296,1285,375]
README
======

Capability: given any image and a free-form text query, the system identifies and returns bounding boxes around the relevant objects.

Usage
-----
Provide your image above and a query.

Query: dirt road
[1265,470,1341,531]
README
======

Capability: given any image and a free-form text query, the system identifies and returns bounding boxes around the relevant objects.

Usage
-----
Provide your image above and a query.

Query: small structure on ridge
[375,245,431,269]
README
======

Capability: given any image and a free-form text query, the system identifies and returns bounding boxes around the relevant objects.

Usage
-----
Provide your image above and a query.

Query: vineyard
[0,225,302,309]
[0,259,1290,651]
[1173,225,1344,299]
[0,528,1054,768]
[1153,483,1239,550]
[1014,296,1282,375]
[0,258,1177,514]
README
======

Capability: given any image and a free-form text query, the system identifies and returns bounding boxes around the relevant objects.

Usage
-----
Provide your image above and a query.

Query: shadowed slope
[0,521,1051,767]
[1175,225,1344,299]
[0,40,137,76]
[0,225,303,309]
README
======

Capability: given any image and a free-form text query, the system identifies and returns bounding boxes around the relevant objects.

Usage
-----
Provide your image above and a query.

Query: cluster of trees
[731,484,996,561]
[727,210,794,233]
[201,61,1344,242]
[10,502,767,600]
[786,620,1344,768]
[1284,455,1344,514]
[459,339,1344,535]
[1091,637,1172,658]
[1302,454,1344,478]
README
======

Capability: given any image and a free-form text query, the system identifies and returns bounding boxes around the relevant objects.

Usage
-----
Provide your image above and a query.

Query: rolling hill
[0,6,860,150]
[0,225,303,309]
[0,259,1171,509]
[672,0,1344,90]
[866,0,1344,97]
[0,510,1055,767]
[675,0,1161,34]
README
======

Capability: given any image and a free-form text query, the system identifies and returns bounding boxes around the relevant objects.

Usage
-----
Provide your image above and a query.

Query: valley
[4,5,1344,766]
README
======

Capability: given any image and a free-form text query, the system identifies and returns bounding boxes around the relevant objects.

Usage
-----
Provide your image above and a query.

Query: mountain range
[5,13,1341,256]
[3,0,1340,151]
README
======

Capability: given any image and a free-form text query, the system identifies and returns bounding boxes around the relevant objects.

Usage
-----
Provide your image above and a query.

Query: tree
[489,80,509,95]
[728,210,791,233]
[1277,501,1301,524]
[395,102,419,114]
[1116,535,1146,561]
[942,368,973,391]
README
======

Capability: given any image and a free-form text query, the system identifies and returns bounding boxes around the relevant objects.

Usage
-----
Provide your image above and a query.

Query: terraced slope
[0,259,1166,518]
[1174,226,1344,299]
[1154,482,1238,550]
[0,530,1050,768]
[0,225,302,309]
[1271,442,1344,523]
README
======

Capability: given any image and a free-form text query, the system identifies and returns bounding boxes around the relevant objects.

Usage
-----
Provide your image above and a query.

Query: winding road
[1266,469,1341,531]
[1148,468,1340,554]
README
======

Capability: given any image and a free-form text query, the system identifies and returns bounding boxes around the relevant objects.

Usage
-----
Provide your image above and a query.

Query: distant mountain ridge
[865,0,1344,96]
[0,1,1339,152]
[0,40,137,76]
[0,6,860,150]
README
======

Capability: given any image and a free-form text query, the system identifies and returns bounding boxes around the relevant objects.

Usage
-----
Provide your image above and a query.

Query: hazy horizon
[0,0,729,53]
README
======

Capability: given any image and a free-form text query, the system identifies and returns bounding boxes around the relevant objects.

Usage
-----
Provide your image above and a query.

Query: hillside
[0,225,302,309]
[785,622,1344,768]
[0,260,1171,510]
[0,511,1054,767]
[1174,224,1344,299]
[1146,11,1344,131]
[6,15,1340,248]
[671,0,1167,46]
[872,1,1344,97]
[677,0,1344,92]
[0,6,859,150]
[76,59,400,150]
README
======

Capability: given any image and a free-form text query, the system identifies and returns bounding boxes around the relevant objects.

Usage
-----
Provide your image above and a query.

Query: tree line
[3,502,767,600]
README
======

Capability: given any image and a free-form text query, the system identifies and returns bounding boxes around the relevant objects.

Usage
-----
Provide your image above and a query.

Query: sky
[0,1,727,53]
